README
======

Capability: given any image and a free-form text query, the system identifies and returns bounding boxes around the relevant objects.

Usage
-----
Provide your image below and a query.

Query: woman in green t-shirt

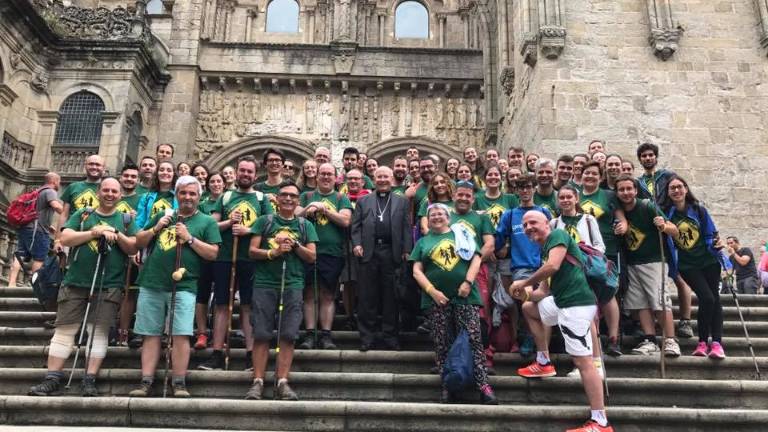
[297,160,318,193]
[418,173,455,235]
[410,204,497,405]
[194,171,224,349]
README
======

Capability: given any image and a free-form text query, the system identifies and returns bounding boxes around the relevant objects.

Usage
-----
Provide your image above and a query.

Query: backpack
[31,252,66,309]
[261,214,308,244]
[441,330,474,394]
[565,242,619,304]
[7,186,49,228]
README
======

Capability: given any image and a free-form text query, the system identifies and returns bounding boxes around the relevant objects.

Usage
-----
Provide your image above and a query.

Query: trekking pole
[313,262,319,347]
[594,317,610,402]
[726,271,762,380]
[65,236,109,389]
[225,236,238,370]
[163,215,187,398]
[657,230,668,379]
[274,259,287,394]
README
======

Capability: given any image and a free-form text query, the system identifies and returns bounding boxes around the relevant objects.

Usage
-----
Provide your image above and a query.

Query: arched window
[125,111,143,165]
[54,91,105,147]
[395,1,429,39]
[146,0,163,14]
[266,0,300,33]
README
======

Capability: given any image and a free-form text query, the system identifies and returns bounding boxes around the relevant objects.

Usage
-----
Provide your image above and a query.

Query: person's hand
[727,247,735,255]
[91,224,116,238]
[483,250,497,263]
[231,223,250,236]
[132,254,142,266]
[278,237,294,254]
[458,281,471,298]
[102,231,118,244]
[353,245,364,257]
[430,288,450,306]
[653,216,665,229]
[509,280,530,301]
[176,222,191,243]
[154,214,173,233]
[53,239,63,253]
[614,220,628,235]
[305,206,318,218]
[230,210,242,224]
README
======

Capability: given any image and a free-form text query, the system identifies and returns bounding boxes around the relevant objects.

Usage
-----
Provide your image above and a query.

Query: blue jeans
[16,225,50,262]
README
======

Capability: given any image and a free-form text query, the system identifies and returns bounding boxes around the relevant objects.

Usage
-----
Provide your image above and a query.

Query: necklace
[376,193,391,222]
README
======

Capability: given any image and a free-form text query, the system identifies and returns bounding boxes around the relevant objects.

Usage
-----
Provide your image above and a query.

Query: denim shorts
[134,288,196,336]
[16,226,50,261]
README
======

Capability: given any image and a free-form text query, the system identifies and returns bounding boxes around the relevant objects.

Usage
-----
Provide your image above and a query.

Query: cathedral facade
[0,0,767,245]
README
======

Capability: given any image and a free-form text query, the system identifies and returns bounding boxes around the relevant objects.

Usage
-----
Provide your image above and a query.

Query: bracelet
[464,279,473,285]
[424,285,434,294]
[267,249,273,260]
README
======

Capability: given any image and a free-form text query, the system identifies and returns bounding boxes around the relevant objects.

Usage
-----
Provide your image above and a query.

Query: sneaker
[298,331,316,350]
[81,375,98,397]
[676,319,694,339]
[605,338,622,357]
[197,350,225,371]
[692,341,708,357]
[245,379,264,400]
[194,332,209,350]
[317,331,337,350]
[664,338,681,357]
[566,359,605,380]
[566,419,614,432]
[631,340,660,355]
[128,380,153,397]
[117,329,129,347]
[479,384,498,405]
[244,351,253,372]
[440,388,457,404]
[517,361,557,378]
[172,382,191,398]
[508,342,520,353]
[28,377,61,396]
[417,321,431,334]
[520,335,535,357]
[708,341,726,359]
[275,380,299,401]
[127,334,143,349]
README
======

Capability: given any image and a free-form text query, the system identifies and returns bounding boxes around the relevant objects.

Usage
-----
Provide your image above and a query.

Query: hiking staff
[225,235,238,370]
[657,230,668,379]
[274,259,287,393]
[313,262,319,347]
[65,236,109,389]
[725,270,762,380]
[163,214,187,398]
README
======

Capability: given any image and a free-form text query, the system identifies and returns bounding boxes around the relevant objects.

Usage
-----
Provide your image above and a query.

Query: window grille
[53,91,105,147]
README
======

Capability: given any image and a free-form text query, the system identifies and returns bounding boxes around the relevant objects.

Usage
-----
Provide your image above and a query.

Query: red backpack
[7,187,48,228]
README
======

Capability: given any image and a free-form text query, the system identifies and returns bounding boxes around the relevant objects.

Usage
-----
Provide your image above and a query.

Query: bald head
[97,177,122,210]
[522,210,551,245]
[374,166,393,192]
[84,154,105,181]
[317,162,336,192]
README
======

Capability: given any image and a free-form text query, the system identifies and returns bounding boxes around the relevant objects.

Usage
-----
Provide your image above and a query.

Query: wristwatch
[292,241,301,250]
[187,236,196,246]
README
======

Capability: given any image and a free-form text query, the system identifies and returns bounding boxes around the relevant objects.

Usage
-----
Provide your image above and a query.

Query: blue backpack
[442,330,474,394]
[565,242,619,304]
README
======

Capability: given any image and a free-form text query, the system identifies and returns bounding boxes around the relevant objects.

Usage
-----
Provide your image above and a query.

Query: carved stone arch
[390,0,435,14]
[203,135,315,171]
[368,136,458,166]
[51,82,116,112]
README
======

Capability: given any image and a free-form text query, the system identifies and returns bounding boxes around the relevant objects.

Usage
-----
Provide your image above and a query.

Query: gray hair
[535,158,555,172]
[175,175,202,195]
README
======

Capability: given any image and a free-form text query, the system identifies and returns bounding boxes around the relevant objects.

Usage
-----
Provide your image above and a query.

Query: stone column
[245,8,257,42]
[753,0,768,55]
[30,111,58,170]
[99,112,123,174]
[306,8,315,43]
[0,85,19,146]
[436,14,447,48]
[377,10,386,46]
[537,0,565,59]
[461,11,470,48]
[645,0,681,61]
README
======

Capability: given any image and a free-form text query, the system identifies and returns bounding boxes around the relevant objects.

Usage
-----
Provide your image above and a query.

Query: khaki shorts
[625,263,672,311]
[55,285,122,326]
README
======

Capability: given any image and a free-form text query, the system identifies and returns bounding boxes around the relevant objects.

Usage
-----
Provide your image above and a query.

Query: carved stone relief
[645,0,681,61]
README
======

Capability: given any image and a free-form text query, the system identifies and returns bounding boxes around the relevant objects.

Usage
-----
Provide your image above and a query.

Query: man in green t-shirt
[198,155,272,371]
[614,174,680,357]
[29,178,138,398]
[57,154,105,250]
[246,181,318,401]
[296,163,353,350]
[129,176,221,398]
[136,156,157,196]
[509,210,613,432]
[115,163,144,346]
[391,155,409,195]
[256,149,286,211]
[533,158,558,216]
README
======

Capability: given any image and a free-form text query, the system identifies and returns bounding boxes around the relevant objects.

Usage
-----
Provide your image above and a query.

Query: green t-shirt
[300,190,353,257]
[579,188,619,257]
[413,183,429,208]
[256,181,282,213]
[409,231,483,310]
[62,209,138,290]
[392,185,407,196]
[624,199,665,265]
[670,210,718,271]
[137,211,222,293]
[213,190,273,261]
[543,229,596,308]
[417,199,454,218]
[147,191,175,222]
[251,215,319,290]
[61,181,100,212]
[116,193,141,215]
[198,195,220,215]
[473,193,520,230]
[451,210,494,244]
[135,184,150,196]
[534,191,558,216]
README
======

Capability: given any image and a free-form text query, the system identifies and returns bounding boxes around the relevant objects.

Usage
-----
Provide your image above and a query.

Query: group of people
[11,139,760,432]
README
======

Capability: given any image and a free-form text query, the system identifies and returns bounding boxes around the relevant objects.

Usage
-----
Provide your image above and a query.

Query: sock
[536,351,550,365]
[252,377,263,385]
[172,375,185,386]
[277,377,288,386]
[141,375,154,385]
[46,371,65,382]
[591,409,608,427]
[644,335,655,343]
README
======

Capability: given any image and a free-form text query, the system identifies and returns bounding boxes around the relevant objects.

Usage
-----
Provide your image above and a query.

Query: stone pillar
[30,111,58,170]
[537,0,565,59]
[245,8,257,42]
[377,10,386,46]
[753,0,768,55]
[0,85,19,145]
[645,0,681,61]
[436,14,446,48]
[99,112,123,174]
[461,11,470,48]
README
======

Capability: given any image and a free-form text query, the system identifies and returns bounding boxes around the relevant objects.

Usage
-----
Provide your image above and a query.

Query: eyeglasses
[267,158,284,164]
[278,192,299,199]
[518,184,535,190]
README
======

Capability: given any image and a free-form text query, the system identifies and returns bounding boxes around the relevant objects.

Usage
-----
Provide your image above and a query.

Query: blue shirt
[495,205,552,271]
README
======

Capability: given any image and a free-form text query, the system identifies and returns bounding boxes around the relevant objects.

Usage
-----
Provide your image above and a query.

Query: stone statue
[391,97,400,136]
[456,98,466,129]
[338,94,350,140]
[321,94,333,138]
[469,100,478,129]
[336,0,352,41]
[446,99,455,128]
[404,97,413,136]
[306,95,315,133]
[435,97,444,129]
[419,99,429,133]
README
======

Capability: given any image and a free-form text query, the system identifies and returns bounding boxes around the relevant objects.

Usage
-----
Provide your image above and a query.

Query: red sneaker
[566,419,614,432]
[194,333,208,350]
[517,361,556,378]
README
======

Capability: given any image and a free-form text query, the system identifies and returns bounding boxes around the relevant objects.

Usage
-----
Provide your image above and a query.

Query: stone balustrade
[0,134,33,171]
[51,146,96,174]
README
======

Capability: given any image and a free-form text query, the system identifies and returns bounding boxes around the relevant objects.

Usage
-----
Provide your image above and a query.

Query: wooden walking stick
[163,214,187,398]
[225,236,238,370]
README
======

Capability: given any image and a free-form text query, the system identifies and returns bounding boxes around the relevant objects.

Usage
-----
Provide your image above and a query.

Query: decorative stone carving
[32,0,148,41]
[520,33,538,67]
[390,97,400,136]
[755,0,768,55]
[30,72,49,93]
[330,41,357,75]
[539,26,566,60]
[499,66,515,96]
[338,94,350,140]
[645,0,682,61]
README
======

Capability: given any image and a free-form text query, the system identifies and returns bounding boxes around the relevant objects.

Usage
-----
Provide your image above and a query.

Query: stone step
[1,396,767,431]
[3,368,767,409]
[0,326,765,357]
[0,346,764,381]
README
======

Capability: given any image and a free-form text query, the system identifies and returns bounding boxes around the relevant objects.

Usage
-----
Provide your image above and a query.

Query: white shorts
[538,296,597,357]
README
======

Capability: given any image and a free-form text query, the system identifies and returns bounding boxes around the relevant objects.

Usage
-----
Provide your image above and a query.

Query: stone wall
[500,0,768,247]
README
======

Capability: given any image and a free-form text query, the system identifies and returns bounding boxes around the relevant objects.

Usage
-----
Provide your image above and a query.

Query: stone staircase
[0,285,766,431]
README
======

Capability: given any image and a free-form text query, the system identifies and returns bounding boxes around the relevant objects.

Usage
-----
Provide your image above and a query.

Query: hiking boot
[439,388,457,404]
[417,321,431,334]
[605,340,622,357]
[479,384,498,405]
[566,359,605,380]
[317,331,337,350]
[127,334,143,349]
[692,341,708,357]
[517,361,557,378]
[172,382,191,398]
[676,319,694,339]
[129,380,153,397]
[28,376,61,396]
[520,335,535,357]
[566,419,614,432]
[298,331,316,350]
[631,340,660,355]
[194,332,209,350]
[663,338,681,357]
[708,341,726,359]
[197,350,225,371]
[244,351,253,372]
[81,375,98,397]
[275,380,299,401]
[245,379,264,400]
[508,342,520,353]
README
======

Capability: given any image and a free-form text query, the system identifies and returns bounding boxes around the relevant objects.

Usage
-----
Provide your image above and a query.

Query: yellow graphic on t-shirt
[580,200,604,219]
[674,220,700,251]
[338,183,349,194]
[430,239,460,272]
[646,178,654,195]
[230,200,259,228]
[453,219,477,238]
[565,224,581,243]
[626,224,646,251]
[316,199,337,226]
[150,198,172,219]
[87,221,110,252]
[74,189,99,210]
[158,227,178,252]
[485,203,506,229]
[268,227,299,249]
[116,201,134,214]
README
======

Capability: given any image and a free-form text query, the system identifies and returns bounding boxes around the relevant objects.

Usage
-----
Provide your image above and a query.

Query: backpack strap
[297,216,308,244]
[222,190,233,207]
[261,214,275,240]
